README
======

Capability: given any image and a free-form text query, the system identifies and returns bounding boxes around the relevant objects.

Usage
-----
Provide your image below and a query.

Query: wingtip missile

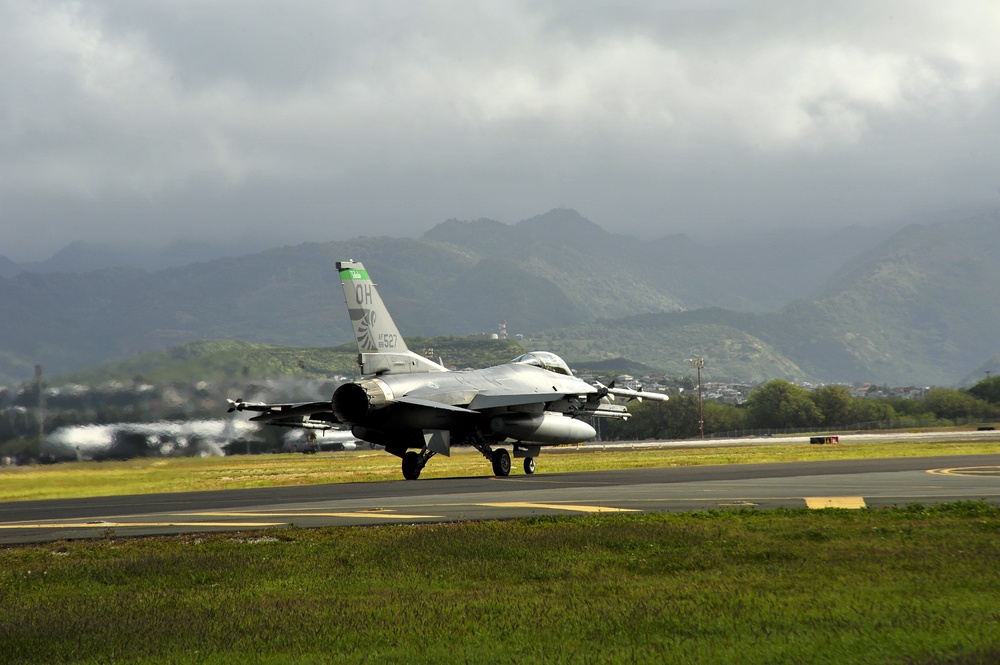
[594,380,668,403]
[605,386,669,403]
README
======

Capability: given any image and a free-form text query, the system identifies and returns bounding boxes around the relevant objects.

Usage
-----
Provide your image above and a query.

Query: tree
[744,379,821,430]
[922,388,995,421]
[703,401,746,435]
[847,399,897,427]
[809,385,852,428]
[659,394,701,439]
[600,396,747,440]
[968,376,1000,405]
[600,400,653,440]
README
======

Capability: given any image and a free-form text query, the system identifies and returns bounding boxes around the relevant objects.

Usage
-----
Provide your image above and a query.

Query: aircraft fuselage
[332,362,600,449]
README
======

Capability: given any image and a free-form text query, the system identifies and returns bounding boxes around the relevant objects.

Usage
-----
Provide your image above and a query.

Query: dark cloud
[2,1,999,260]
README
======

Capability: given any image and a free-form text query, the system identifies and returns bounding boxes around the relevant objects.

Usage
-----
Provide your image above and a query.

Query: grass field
[1,439,998,502]
[1,503,999,664]
[2,441,999,662]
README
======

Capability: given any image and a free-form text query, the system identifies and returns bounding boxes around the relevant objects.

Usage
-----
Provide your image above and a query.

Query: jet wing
[468,386,668,411]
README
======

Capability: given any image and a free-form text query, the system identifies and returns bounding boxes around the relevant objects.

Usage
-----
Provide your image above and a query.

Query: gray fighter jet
[229,260,667,479]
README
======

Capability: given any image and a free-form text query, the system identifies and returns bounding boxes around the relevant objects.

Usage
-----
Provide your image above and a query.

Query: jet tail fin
[336,260,447,375]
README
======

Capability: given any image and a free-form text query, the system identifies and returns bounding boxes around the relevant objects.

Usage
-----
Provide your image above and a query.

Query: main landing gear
[401,450,436,480]
[401,435,537,480]
[491,448,511,477]
[488,448,536,476]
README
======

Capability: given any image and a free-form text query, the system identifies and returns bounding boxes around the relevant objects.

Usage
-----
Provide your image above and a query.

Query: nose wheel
[524,457,536,474]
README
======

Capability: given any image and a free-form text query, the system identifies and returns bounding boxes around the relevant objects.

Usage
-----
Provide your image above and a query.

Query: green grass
[2,441,999,662]
[1,440,998,502]
[1,504,999,663]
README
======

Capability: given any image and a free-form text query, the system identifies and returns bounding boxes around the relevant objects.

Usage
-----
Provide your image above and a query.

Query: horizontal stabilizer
[228,399,333,417]
[227,398,341,429]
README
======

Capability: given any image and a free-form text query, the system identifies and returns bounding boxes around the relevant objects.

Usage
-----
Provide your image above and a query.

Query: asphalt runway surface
[2,452,999,544]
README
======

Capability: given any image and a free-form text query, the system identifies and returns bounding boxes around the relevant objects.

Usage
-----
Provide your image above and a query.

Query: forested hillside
[534,213,1000,384]
[1,209,998,385]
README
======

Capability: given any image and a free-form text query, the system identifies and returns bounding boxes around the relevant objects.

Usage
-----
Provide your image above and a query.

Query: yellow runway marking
[0,511,443,531]
[928,466,1000,477]
[186,511,441,519]
[0,522,286,529]
[477,502,638,513]
[805,497,867,509]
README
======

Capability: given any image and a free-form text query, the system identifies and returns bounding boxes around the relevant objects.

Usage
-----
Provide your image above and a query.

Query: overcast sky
[2,1,999,260]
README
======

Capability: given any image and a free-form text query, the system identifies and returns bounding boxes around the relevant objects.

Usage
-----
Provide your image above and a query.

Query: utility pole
[687,358,705,439]
[34,364,45,442]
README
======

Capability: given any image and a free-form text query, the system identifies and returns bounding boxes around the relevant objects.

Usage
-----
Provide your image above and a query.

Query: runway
[2,453,999,544]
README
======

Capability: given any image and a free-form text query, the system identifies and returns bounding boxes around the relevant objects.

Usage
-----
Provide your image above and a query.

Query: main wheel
[491,448,511,477]
[524,457,536,475]
[402,451,421,480]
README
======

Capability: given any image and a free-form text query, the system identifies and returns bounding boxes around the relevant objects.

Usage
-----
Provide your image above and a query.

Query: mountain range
[1,208,998,386]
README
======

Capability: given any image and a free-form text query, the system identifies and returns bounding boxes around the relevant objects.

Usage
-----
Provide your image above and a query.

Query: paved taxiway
[2,453,998,544]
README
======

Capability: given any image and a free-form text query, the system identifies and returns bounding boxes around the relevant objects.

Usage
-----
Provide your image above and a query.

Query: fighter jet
[229,260,667,479]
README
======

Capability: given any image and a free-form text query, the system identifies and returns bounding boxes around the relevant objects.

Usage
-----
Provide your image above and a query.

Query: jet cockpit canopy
[510,351,573,376]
